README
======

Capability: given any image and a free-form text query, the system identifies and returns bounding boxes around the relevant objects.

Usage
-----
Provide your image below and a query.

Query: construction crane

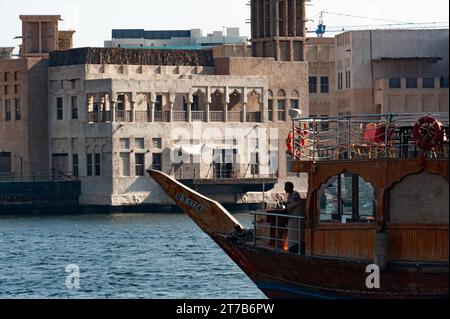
[309,11,449,37]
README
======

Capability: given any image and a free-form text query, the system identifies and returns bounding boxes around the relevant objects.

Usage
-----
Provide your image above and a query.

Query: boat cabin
[253,112,449,263]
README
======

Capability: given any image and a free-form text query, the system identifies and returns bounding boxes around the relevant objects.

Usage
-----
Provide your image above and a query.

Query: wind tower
[250,0,306,61]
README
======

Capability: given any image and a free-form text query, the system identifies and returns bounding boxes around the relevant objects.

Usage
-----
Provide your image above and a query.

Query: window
[14,84,18,94]
[191,95,200,111]
[117,95,125,111]
[423,78,435,89]
[155,95,163,111]
[135,153,145,176]
[71,96,78,119]
[440,77,449,88]
[72,154,79,177]
[338,72,343,90]
[57,97,63,120]
[152,153,162,171]
[0,152,12,175]
[14,99,20,121]
[70,79,76,90]
[318,173,376,223]
[153,138,162,149]
[120,153,130,176]
[4,85,7,95]
[277,100,286,121]
[120,138,130,149]
[345,71,351,89]
[86,154,93,176]
[94,153,101,176]
[182,97,188,112]
[268,100,273,121]
[4,72,8,82]
[250,152,259,176]
[4,99,11,121]
[290,99,299,109]
[389,78,401,89]
[406,78,418,88]
[309,76,317,93]
[135,138,145,150]
[320,76,329,93]
[321,115,329,131]
[14,72,18,81]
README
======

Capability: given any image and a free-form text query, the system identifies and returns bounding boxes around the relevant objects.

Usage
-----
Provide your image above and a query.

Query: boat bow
[147,169,244,236]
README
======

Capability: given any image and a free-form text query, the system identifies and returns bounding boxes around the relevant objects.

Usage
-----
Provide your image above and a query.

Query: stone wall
[49,48,215,67]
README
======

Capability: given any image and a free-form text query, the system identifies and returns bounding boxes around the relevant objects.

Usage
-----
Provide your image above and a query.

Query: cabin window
[318,172,376,223]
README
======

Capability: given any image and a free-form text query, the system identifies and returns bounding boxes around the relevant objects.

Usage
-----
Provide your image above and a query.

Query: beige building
[0,15,74,180]
[334,29,449,116]
[305,37,336,118]
[46,46,309,206]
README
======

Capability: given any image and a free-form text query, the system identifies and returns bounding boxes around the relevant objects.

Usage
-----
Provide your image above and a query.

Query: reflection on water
[0,213,265,299]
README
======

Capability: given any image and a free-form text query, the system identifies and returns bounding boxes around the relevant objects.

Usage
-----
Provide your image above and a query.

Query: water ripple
[0,213,265,299]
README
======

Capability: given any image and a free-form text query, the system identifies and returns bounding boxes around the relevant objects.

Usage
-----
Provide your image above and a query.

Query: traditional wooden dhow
[148,112,449,299]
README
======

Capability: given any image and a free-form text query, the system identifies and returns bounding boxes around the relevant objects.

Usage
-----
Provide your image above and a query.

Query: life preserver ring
[230,170,238,179]
[286,132,294,155]
[412,116,443,150]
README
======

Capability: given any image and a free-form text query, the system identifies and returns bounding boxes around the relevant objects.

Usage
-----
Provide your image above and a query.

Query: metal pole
[384,115,389,159]
[298,217,301,255]
[275,215,278,250]
[254,213,257,246]
[347,117,351,159]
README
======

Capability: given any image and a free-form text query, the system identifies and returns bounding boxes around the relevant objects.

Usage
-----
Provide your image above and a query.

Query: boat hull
[213,235,449,299]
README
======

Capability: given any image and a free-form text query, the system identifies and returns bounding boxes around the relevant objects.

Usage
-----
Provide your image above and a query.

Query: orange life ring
[412,116,443,150]
[286,132,294,155]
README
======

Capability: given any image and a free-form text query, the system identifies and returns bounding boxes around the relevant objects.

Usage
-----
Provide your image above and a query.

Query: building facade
[334,29,449,116]
[305,37,336,118]
[105,28,248,49]
[47,48,285,206]
[0,15,74,180]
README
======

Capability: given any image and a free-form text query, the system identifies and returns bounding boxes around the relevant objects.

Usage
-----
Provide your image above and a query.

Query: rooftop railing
[291,112,450,162]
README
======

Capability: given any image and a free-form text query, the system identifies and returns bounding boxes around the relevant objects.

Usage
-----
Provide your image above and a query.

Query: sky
[0,0,448,51]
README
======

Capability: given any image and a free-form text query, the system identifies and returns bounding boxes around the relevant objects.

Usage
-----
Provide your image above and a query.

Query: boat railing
[291,112,450,162]
[251,211,305,255]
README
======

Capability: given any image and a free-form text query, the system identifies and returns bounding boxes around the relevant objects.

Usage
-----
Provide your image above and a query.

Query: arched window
[277,89,286,97]
[317,172,376,223]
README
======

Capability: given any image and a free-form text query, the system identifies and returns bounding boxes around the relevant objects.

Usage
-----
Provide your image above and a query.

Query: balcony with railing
[290,112,449,162]
[86,109,265,124]
[135,111,150,123]
[154,111,170,123]
[191,111,205,122]
[247,112,262,123]
[210,111,224,122]
[88,111,112,123]
[228,111,242,122]
[173,111,188,122]
[115,110,132,122]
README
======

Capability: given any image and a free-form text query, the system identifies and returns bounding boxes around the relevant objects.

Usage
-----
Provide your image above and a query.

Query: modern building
[0,16,74,181]
[305,37,336,118]
[104,28,248,49]
[334,29,449,116]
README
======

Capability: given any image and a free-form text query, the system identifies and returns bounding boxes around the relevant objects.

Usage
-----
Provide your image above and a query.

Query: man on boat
[284,182,305,254]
